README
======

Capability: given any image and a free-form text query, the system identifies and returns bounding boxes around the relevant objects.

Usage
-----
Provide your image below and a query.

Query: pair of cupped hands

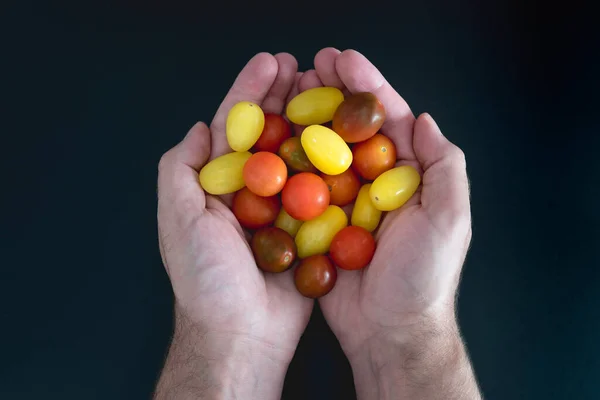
[156,48,472,398]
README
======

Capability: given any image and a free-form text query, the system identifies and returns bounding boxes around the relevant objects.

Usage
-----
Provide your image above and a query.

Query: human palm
[299,49,472,358]
[157,52,312,361]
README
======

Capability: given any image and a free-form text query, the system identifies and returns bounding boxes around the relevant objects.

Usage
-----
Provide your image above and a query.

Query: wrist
[348,311,480,400]
[154,307,292,400]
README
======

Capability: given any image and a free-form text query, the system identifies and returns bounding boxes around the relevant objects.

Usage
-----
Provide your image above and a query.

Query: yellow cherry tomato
[274,208,303,238]
[226,101,265,152]
[369,166,421,211]
[286,87,345,125]
[295,205,347,259]
[351,184,382,232]
[301,125,352,175]
[199,151,252,195]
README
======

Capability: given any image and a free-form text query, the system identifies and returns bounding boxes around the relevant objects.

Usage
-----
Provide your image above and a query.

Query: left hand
[154,53,312,400]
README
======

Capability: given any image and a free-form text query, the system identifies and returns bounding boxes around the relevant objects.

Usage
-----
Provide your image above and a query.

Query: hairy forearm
[350,317,481,400]
[154,311,288,400]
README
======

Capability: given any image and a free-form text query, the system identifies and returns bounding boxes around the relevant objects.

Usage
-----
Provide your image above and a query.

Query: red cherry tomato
[294,255,337,298]
[251,227,297,273]
[232,187,280,229]
[332,92,386,143]
[352,133,397,180]
[243,152,287,197]
[320,168,361,207]
[281,172,330,221]
[254,113,292,153]
[329,226,376,270]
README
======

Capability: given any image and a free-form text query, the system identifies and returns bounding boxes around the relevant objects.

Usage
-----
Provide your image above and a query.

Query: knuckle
[449,144,467,168]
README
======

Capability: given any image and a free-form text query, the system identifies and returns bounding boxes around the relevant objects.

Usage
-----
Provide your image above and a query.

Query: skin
[154,49,482,399]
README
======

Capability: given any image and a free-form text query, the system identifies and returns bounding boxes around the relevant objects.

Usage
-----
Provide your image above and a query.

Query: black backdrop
[2,1,598,399]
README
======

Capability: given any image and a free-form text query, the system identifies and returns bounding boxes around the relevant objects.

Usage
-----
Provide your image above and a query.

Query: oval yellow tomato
[274,208,303,238]
[226,101,265,152]
[369,166,421,211]
[301,125,352,175]
[351,184,382,232]
[286,87,345,125]
[295,205,347,259]
[198,151,252,195]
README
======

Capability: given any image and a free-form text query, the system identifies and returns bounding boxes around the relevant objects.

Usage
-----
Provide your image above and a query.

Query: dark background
[2,1,598,399]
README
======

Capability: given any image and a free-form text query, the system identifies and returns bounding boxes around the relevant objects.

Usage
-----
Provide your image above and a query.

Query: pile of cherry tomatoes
[199,87,420,298]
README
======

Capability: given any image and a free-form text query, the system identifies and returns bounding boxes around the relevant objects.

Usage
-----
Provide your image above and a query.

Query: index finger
[209,52,279,160]
[335,50,417,161]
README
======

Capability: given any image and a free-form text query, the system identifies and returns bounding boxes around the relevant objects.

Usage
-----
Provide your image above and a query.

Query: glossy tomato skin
[295,205,347,258]
[226,101,265,151]
[286,87,345,126]
[278,136,317,173]
[199,151,252,195]
[370,165,421,211]
[332,92,386,143]
[252,227,297,273]
[351,183,382,232]
[274,208,303,238]
[254,113,292,153]
[294,255,337,298]
[232,187,280,229]
[321,168,361,207]
[352,133,397,180]
[281,172,330,221]
[243,152,287,197]
[301,125,353,175]
[329,226,376,270]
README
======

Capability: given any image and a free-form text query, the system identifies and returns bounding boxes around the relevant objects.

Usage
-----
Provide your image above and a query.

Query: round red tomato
[254,113,292,153]
[329,226,376,270]
[332,92,386,143]
[294,255,337,298]
[320,168,361,207]
[243,152,287,197]
[252,227,297,273]
[352,133,396,180]
[281,172,329,221]
[232,187,280,229]
[278,136,318,173]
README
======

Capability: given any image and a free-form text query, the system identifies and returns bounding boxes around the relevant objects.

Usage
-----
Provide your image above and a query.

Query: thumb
[158,121,211,209]
[413,113,471,234]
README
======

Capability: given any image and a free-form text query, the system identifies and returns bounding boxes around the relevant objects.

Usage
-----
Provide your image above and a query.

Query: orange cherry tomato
[294,255,337,298]
[243,152,287,197]
[251,227,297,273]
[281,172,329,221]
[329,226,376,270]
[320,168,361,207]
[278,136,318,173]
[352,133,397,180]
[254,113,292,153]
[232,187,280,230]
[332,92,386,143]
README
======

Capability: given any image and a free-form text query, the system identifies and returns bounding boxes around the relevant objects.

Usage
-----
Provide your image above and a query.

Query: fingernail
[424,113,443,136]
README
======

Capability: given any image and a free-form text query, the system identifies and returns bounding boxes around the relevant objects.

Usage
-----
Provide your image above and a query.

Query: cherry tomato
[232,187,280,230]
[321,168,361,207]
[352,133,397,180]
[351,184,382,232]
[243,152,287,197]
[329,226,376,270]
[295,205,347,258]
[199,151,252,195]
[281,172,329,221]
[332,92,385,143]
[370,165,421,211]
[274,208,303,238]
[226,101,265,151]
[286,87,345,125]
[278,136,317,173]
[301,125,353,175]
[294,255,337,298]
[252,227,297,273]
[254,113,292,153]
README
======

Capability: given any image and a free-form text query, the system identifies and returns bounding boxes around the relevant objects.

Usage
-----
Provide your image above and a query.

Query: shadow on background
[1,1,598,399]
